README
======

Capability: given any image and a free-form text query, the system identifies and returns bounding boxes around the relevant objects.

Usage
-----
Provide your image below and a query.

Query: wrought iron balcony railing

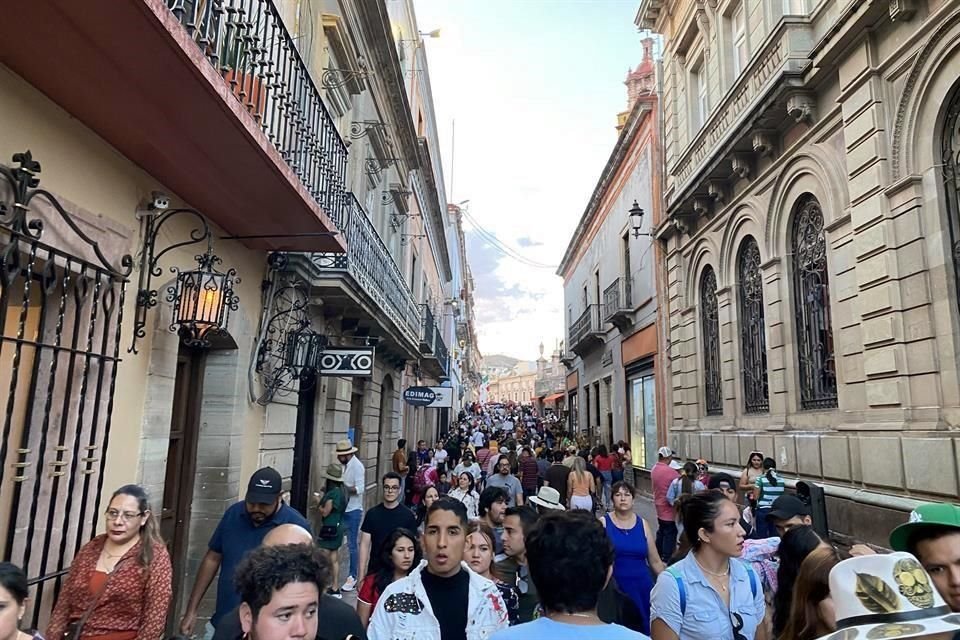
[569,304,603,352]
[432,326,450,376]
[312,194,421,345]
[168,0,349,227]
[420,305,437,355]
[602,276,633,322]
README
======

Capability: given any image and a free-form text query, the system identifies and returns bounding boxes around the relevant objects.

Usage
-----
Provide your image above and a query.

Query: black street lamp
[629,200,650,238]
[285,324,327,380]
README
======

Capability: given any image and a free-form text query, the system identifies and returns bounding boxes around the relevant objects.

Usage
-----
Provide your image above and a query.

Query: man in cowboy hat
[890,502,960,614]
[819,552,960,640]
[335,439,365,593]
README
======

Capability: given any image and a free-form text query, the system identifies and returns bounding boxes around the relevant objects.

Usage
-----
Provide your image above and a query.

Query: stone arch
[683,236,721,309]
[719,202,766,285]
[891,6,960,181]
[765,148,848,260]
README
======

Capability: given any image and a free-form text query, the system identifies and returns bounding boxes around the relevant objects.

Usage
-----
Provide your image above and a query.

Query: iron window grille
[737,237,769,413]
[701,266,723,415]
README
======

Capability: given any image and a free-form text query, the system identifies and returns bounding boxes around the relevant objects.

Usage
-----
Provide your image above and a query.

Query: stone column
[761,258,788,426]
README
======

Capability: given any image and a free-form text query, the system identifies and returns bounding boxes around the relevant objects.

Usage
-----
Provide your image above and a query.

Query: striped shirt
[754,472,785,508]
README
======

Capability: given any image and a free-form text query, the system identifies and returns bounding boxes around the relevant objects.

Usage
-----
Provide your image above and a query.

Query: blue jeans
[344,509,363,578]
[753,507,773,539]
[600,470,613,509]
[656,519,678,563]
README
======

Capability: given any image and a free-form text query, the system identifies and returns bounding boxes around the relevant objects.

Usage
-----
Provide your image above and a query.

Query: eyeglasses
[105,509,144,522]
[730,612,746,640]
[382,485,400,492]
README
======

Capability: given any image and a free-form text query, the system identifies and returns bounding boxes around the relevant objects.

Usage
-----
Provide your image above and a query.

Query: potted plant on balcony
[219,25,267,121]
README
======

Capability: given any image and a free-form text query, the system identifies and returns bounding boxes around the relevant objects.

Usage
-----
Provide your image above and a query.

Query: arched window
[701,266,722,415]
[942,86,960,317]
[737,237,768,413]
[792,195,837,408]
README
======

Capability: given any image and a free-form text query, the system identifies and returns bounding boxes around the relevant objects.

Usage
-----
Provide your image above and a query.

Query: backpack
[666,561,758,616]
[413,465,435,494]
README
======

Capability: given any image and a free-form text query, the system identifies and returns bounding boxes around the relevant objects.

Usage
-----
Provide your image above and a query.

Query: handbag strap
[72,556,128,637]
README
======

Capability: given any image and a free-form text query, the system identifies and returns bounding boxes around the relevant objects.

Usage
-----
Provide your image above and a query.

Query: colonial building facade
[558,39,666,468]
[639,0,960,544]
[0,0,464,628]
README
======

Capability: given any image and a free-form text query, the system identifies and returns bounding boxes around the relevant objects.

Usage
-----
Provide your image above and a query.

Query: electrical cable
[461,208,558,269]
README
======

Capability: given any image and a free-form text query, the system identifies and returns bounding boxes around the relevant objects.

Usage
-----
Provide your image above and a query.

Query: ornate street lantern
[285,323,327,379]
[628,200,648,238]
[169,248,239,348]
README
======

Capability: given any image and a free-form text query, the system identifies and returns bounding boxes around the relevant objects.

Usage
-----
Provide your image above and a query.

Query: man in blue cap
[179,467,312,636]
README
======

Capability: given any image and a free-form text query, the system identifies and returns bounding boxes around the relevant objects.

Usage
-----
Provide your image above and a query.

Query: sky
[414,0,646,362]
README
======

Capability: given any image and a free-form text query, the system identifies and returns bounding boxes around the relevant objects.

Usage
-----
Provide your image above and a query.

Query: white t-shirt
[434,449,448,467]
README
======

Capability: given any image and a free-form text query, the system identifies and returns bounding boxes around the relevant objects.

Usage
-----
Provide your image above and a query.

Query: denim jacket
[368,560,510,640]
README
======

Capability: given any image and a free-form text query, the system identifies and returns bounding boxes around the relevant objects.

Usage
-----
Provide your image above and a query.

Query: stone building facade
[558,39,666,467]
[638,0,960,544]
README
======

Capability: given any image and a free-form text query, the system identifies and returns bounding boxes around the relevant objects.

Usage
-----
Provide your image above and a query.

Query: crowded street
[0,0,958,640]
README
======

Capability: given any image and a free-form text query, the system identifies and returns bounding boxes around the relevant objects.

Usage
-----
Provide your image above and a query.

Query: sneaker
[326,588,342,599]
[341,576,356,592]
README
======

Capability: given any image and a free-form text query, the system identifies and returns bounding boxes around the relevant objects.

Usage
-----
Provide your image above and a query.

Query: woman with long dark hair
[779,545,842,640]
[772,526,824,638]
[356,528,421,628]
[739,451,764,507]
[448,471,480,520]
[667,462,706,506]
[0,563,42,640]
[415,485,440,536]
[47,485,172,640]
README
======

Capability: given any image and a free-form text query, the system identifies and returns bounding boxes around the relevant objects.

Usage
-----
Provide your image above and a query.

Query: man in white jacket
[369,499,510,640]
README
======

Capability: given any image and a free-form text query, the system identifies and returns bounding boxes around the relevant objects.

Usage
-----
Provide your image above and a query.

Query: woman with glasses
[650,491,766,640]
[448,472,481,520]
[47,484,172,640]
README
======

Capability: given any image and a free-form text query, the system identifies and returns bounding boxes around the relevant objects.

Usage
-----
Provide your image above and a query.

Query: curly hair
[525,510,614,614]
[234,544,330,618]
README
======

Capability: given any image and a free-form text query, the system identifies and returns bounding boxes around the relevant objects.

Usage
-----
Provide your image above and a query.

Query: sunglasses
[731,612,746,640]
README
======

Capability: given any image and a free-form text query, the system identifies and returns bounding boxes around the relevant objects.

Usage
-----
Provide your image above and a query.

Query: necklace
[548,611,596,620]
[610,513,634,535]
[693,554,730,591]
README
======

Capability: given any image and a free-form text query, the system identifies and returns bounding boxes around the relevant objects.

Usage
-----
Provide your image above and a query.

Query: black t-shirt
[421,568,469,640]
[361,503,418,572]
[544,463,571,505]
[210,594,367,640]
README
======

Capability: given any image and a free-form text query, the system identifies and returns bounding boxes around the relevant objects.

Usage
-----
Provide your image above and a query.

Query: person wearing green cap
[889,502,960,613]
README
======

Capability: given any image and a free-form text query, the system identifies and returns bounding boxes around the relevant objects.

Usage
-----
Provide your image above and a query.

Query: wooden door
[161,347,205,620]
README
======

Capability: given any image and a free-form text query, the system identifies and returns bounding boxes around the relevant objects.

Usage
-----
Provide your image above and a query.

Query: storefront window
[628,372,658,469]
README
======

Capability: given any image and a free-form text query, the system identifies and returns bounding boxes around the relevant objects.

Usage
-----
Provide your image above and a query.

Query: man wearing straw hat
[335,439,365,593]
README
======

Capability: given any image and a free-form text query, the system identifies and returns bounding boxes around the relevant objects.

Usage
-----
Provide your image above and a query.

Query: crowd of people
[3,402,958,640]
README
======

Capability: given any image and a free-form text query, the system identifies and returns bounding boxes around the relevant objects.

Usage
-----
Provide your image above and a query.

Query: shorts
[570,495,593,511]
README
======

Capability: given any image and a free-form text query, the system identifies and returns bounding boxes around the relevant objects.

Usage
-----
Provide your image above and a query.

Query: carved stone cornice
[693,197,712,218]
[752,131,775,156]
[708,180,727,205]
[787,93,817,123]
[888,0,917,21]
[731,154,752,180]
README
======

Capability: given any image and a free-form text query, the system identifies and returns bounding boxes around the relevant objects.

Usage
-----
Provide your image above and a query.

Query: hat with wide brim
[816,552,960,640]
[334,439,358,455]
[528,486,565,511]
[321,463,344,482]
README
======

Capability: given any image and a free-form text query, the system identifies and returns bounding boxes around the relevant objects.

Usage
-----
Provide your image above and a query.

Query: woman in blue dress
[603,480,665,634]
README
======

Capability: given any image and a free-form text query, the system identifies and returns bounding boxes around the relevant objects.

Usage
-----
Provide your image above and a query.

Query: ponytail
[762,457,778,487]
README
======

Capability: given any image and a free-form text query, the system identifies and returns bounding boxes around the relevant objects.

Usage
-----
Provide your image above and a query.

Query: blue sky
[414,0,646,360]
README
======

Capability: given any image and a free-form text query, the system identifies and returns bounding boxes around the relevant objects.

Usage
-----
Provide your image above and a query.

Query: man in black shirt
[211,524,366,640]
[543,450,571,506]
[357,472,417,586]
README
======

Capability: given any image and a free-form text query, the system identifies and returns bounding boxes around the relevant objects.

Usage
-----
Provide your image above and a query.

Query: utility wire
[461,208,558,269]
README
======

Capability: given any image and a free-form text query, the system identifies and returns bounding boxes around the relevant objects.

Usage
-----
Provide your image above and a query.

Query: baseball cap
[768,494,810,521]
[657,446,674,458]
[889,502,960,552]
[246,467,282,504]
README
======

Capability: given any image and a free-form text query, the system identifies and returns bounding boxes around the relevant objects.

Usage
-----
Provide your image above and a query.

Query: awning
[543,393,564,403]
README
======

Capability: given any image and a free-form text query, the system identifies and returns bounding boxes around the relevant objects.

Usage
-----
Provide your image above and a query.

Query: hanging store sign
[403,386,454,408]
[317,348,375,377]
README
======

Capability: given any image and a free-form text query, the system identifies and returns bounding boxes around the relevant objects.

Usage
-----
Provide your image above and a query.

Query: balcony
[603,276,634,333]
[419,306,449,379]
[309,194,421,359]
[0,0,347,252]
[569,304,604,356]
[665,19,813,218]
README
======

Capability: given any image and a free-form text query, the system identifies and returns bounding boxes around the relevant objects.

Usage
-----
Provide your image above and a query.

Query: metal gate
[0,152,130,627]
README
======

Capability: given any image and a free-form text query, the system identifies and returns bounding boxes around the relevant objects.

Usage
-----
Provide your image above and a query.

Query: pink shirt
[651,461,679,521]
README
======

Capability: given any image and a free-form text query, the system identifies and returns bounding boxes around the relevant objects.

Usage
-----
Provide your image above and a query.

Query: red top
[358,574,382,610]
[651,461,680,521]
[46,535,172,640]
[594,454,615,472]
[519,457,539,490]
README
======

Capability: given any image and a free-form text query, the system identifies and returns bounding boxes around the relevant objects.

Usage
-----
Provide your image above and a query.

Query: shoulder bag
[62,556,127,640]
